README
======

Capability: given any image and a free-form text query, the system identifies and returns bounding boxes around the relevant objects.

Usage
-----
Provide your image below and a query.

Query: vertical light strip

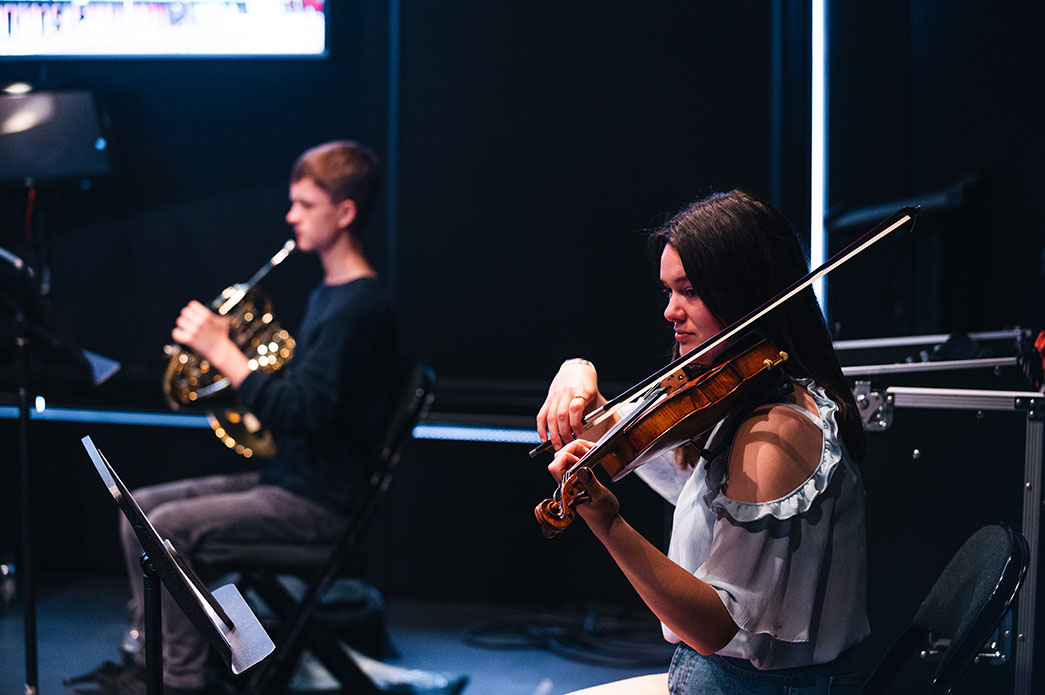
[386,0,401,297]
[810,0,828,312]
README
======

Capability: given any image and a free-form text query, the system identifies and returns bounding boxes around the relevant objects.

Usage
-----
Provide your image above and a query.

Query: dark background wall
[2,0,783,599]
[2,3,786,389]
[4,2,1040,390]
[2,2,1044,689]
[395,4,781,381]
[827,2,1045,339]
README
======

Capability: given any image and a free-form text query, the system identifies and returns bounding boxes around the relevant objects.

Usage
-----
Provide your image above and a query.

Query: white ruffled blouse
[634,378,869,670]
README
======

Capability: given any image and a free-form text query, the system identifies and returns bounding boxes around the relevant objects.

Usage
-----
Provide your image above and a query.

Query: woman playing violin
[536,190,869,694]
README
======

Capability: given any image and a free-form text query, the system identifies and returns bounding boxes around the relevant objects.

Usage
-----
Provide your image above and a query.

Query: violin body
[607,339,787,480]
[535,338,788,536]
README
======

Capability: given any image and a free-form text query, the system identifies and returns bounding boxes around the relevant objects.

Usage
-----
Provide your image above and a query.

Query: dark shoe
[164,687,205,695]
[63,661,125,688]
[65,663,145,695]
[66,664,205,695]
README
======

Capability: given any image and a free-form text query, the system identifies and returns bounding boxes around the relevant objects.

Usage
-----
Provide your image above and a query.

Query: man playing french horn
[71,141,401,695]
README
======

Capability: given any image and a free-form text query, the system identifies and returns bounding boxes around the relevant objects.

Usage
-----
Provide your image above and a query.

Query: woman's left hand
[550,440,620,537]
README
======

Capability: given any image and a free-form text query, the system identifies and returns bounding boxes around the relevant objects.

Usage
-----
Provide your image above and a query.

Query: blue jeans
[668,643,862,695]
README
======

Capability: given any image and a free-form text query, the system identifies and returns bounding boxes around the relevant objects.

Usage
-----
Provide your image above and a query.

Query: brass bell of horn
[162,240,297,458]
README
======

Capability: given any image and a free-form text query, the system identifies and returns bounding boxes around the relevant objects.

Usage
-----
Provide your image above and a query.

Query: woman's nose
[664,294,683,323]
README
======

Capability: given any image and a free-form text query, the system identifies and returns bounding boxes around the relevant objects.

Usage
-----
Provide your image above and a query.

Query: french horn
[163,240,297,458]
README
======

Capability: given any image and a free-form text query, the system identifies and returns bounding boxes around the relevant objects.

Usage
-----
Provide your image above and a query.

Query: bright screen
[1,0,326,57]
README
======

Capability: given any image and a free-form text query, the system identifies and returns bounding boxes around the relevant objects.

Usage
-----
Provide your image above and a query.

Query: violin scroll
[534,498,573,538]
[534,474,585,538]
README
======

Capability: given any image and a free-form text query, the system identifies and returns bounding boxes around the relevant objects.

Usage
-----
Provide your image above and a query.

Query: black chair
[861,522,1029,694]
[194,362,436,694]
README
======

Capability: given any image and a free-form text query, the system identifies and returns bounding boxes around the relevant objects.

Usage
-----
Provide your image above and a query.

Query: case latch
[853,380,893,431]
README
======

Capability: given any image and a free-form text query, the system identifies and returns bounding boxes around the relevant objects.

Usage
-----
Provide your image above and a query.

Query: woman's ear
[335,198,358,230]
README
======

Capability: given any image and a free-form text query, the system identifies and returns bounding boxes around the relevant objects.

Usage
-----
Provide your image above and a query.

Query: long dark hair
[648,189,866,460]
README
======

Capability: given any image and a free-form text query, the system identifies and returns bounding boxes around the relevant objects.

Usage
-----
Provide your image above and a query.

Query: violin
[535,337,787,536]
[532,205,921,537]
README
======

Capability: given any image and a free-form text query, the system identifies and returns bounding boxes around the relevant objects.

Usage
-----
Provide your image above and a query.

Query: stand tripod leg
[142,552,164,695]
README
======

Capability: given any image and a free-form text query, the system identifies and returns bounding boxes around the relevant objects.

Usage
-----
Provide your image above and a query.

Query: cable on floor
[462,602,677,669]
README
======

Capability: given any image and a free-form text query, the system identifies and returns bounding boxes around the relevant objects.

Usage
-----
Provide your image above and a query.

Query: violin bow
[531,205,920,458]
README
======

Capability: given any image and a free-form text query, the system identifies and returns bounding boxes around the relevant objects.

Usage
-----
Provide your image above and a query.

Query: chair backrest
[380,362,436,467]
[861,522,1029,694]
[916,522,1029,693]
[242,364,435,694]
[353,361,436,534]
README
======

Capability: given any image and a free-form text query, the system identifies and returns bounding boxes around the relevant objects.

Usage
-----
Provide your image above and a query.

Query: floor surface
[1,574,669,695]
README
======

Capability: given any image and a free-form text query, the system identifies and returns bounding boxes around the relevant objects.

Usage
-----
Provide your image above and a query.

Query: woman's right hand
[171,300,251,388]
[536,359,605,451]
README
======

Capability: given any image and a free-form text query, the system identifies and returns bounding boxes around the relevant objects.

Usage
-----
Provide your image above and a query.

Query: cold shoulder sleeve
[664,380,869,669]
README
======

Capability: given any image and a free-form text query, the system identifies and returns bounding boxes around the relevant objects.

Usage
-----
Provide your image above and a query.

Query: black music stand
[1,246,103,695]
[81,436,274,694]
[1,246,40,695]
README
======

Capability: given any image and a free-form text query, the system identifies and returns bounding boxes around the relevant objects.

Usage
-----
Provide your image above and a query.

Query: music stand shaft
[14,304,39,695]
[142,553,164,695]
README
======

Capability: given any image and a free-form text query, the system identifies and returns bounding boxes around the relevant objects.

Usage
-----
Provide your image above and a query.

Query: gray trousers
[119,471,347,690]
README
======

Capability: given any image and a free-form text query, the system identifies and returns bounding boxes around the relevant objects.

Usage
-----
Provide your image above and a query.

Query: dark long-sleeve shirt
[237,276,399,513]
